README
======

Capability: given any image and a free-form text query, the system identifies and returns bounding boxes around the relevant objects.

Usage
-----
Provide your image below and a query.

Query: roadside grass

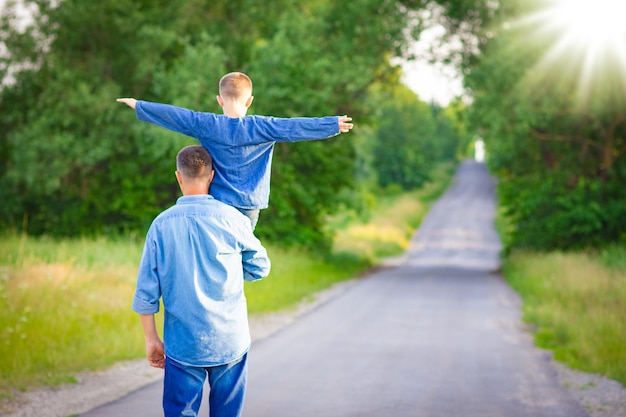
[331,162,455,262]
[0,236,147,392]
[245,249,369,314]
[503,248,626,386]
[0,162,456,402]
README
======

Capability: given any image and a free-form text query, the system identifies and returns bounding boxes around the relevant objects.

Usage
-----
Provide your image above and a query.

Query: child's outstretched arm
[116,99,206,139]
[117,98,137,109]
[338,115,354,133]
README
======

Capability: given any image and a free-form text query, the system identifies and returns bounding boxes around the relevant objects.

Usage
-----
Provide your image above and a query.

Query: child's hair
[219,72,253,101]
[176,145,213,179]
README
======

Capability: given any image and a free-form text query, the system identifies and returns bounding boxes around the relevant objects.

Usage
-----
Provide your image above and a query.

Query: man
[133,145,271,417]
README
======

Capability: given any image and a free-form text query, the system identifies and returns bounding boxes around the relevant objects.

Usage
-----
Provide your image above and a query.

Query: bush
[501,175,626,251]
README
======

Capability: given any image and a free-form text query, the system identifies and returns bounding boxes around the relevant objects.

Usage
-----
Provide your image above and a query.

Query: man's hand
[338,115,353,133]
[139,314,165,368]
[117,98,137,109]
[145,339,165,369]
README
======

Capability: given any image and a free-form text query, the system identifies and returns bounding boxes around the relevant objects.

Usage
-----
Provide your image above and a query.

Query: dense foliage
[0,0,463,249]
[373,86,432,189]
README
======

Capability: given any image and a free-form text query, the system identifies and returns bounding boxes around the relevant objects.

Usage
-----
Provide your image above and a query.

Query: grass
[503,248,626,385]
[331,162,455,262]
[0,235,147,392]
[245,248,369,314]
[0,163,456,402]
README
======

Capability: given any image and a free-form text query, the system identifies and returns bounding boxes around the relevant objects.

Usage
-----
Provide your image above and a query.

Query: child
[117,72,353,229]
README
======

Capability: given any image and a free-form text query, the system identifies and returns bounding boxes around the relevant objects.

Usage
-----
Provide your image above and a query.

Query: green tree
[372,85,437,190]
[0,0,191,234]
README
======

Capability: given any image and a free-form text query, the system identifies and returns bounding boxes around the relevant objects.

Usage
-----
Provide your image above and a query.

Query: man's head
[216,72,254,117]
[175,145,214,195]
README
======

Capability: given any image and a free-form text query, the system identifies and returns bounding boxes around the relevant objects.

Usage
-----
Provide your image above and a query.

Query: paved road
[81,161,588,417]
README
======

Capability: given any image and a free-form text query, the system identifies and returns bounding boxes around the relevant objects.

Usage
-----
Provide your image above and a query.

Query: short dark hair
[176,145,213,179]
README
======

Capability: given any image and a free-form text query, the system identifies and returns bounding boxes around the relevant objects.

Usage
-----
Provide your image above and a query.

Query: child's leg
[207,353,248,417]
[236,208,260,230]
[163,357,206,417]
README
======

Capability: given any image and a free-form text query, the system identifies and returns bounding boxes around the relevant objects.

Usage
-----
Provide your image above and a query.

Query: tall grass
[331,162,455,262]
[503,249,626,385]
[497,196,626,385]
[0,235,147,391]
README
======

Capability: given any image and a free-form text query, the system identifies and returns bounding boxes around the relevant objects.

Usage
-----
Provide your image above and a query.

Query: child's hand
[338,115,353,133]
[117,98,137,109]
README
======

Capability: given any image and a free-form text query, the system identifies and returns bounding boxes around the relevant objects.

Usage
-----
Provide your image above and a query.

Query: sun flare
[512,0,626,105]
[546,0,625,51]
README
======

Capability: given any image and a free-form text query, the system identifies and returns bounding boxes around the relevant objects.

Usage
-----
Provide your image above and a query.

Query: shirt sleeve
[135,100,216,140]
[254,115,340,143]
[240,226,271,282]
[132,229,162,314]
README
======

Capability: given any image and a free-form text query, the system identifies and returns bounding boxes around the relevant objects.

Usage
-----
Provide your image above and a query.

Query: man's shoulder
[167,196,249,224]
[151,203,183,223]
[209,197,239,212]
[147,201,243,237]
[209,199,251,223]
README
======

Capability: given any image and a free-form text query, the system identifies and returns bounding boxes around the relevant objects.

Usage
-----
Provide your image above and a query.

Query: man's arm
[134,232,165,369]
[240,229,271,282]
[139,314,165,369]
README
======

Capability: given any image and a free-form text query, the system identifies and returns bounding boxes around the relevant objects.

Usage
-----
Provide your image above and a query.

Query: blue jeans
[236,208,260,230]
[163,354,248,417]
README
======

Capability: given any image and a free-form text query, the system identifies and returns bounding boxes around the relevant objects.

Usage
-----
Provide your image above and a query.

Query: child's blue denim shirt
[136,101,340,210]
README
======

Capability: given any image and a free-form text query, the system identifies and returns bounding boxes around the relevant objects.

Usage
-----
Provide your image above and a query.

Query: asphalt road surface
[81,161,589,417]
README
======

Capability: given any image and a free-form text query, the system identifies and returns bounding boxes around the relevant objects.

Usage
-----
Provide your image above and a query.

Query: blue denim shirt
[133,194,271,367]
[136,101,340,210]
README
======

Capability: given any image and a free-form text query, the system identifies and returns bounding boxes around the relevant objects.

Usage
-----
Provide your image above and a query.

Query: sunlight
[514,0,626,106]
[537,0,626,68]
[546,0,624,51]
